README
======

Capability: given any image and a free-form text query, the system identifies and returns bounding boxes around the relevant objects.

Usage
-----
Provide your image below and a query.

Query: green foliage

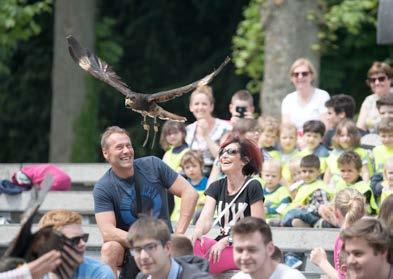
[0,0,52,75]
[232,0,264,93]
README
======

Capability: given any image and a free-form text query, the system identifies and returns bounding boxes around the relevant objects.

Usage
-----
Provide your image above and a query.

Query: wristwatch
[227,235,233,245]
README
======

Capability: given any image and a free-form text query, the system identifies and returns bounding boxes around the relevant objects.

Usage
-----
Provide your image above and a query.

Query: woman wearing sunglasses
[191,134,265,275]
[357,62,392,133]
[281,58,330,134]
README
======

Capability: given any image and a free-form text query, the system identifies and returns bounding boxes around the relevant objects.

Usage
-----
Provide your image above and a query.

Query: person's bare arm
[323,168,332,185]
[169,175,198,234]
[310,248,338,279]
[191,196,216,244]
[95,211,128,247]
[356,100,368,130]
[250,199,265,219]
[206,162,220,188]
[361,164,370,182]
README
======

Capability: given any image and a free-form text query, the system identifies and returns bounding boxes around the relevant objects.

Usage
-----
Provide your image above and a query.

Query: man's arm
[95,211,129,247]
[168,175,198,234]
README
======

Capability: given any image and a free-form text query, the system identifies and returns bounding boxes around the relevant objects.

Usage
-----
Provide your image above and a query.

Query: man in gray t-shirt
[231,217,305,279]
[93,126,198,276]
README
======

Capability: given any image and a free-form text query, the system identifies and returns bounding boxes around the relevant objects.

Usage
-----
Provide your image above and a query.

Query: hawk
[67,35,230,147]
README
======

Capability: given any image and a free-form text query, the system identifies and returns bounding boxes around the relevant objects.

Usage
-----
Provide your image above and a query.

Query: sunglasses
[68,233,89,246]
[130,242,161,257]
[219,147,240,157]
[291,71,310,78]
[367,76,388,84]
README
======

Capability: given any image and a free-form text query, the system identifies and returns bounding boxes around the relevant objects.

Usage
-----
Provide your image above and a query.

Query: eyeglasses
[367,75,388,84]
[68,233,89,246]
[219,147,240,157]
[130,242,161,257]
[291,71,310,78]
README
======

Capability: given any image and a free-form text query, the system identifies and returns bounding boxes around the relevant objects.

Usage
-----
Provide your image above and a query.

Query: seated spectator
[191,135,265,275]
[281,58,330,133]
[261,159,291,226]
[287,157,303,195]
[299,120,329,160]
[231,217,305,279]
[171,150,207,222]
[379,157,393,205]
[324,119,371,186]
[378,193,393,228]
[229,89,255,125]
[38,209,115,279]
[278,122,299,184]
[127,217,212,279]
[311,188,365,279]
[357,61,392,133]
[257,116,280,160]
[160,121,189,173]
[0,250,61,279]
[186,85,232,176]
[11,164,71,191]
[323,94,356,148]
[373,117,393,173]
[340,217,393,279]
[377,93,393,119]
[170,235,194,257]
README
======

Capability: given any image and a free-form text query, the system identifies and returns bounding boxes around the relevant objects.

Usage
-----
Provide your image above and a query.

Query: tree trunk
[50,0,95,162]
[260,0,321,117]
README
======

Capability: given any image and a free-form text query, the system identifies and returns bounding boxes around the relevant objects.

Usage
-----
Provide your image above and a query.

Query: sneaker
[285,254,303,269]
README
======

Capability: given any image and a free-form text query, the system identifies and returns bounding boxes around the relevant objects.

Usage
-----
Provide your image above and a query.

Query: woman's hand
[196,119,209,138]
[208,237,229,263]
[28,250,62,279]
[310,247,327,266]
[190,228,204,246]
[318,204,337,226]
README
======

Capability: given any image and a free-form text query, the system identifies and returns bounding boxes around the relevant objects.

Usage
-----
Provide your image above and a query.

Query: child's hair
[378,117,393,134]
[159,121,186,150]
[170,235,193,257]
[334,188,365,227]
[258,116,279,135]
[300,154,320,169]
[303,120,325,137]
[271,245,283,263]
[279,122,297,137]
[337,151,362,171]
[332,119,360,149]
[384,157,393,180]
[231,89,254,106]
[263,159,282,174]
[232,118,259,136]
[377,94,393,111]
[379,194,393,229]
[325,94,356,119]
[180,150,204,170]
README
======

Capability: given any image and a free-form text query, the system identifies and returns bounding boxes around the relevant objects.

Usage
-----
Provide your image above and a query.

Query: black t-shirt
[205,177,264,230]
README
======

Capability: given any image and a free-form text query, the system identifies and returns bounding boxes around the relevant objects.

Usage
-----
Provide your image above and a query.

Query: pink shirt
[334,235,346,279]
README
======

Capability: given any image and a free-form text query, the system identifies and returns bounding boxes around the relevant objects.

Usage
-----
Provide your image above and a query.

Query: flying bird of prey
[0,175,83,278]
[67,35,230,147]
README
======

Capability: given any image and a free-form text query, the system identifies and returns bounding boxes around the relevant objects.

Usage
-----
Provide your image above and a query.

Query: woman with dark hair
[357,62,393,133]
[191,134,265,275]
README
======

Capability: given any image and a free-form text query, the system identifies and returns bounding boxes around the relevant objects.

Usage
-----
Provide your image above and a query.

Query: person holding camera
[186,85,232,176]
[228,89,255,125]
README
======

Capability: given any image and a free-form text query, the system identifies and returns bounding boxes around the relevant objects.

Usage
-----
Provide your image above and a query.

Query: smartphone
[236,106,247,118]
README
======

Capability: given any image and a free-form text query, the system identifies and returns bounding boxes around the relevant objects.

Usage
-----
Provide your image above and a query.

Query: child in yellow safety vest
[278,122,299,185]
[372,117,393,173]
[257,116,280,160]
[380,157,393,205]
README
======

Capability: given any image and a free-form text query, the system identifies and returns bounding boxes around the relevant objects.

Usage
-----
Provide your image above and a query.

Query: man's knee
[101,241,124,265]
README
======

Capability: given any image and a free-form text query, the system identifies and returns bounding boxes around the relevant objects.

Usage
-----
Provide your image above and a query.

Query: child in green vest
[261,159,292,226]
[282,154,332,228]
[257,116,280,160]
[278,122,299,185]
[372,117,393,173]
[380,157,393,205]
[171,150,207,222]
[160,121,189,173]
[324,119,371,187]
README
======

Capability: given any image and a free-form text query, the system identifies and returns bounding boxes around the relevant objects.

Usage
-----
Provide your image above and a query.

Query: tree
[50,0,95,162]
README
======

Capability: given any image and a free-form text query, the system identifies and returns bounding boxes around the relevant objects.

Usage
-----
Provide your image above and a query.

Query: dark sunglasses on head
[367,76,388,84]
[291,71,310,78]
[68,233,89,246]
[219,147,240,157]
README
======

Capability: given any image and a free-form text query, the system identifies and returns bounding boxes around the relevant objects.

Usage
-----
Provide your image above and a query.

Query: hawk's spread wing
[67,35,138,97]
[147,57,230,103]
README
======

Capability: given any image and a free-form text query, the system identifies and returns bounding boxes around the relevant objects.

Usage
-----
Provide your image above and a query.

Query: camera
[235,106,247,118]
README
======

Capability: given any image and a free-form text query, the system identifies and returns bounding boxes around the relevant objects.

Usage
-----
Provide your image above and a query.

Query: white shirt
[231,264,306,279]
[281,88,330,131]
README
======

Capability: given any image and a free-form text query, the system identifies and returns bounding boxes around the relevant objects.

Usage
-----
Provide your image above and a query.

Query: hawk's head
[125,96,136,108]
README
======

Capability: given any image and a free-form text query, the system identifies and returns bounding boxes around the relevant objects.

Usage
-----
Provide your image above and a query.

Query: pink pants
[193,237,238,274]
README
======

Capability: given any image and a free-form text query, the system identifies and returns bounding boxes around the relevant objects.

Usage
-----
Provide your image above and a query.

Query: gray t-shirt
[93,156,178,231]
[231,263,305,279]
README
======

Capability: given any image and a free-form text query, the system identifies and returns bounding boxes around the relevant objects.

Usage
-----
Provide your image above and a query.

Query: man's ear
[102,148,109,161]
[165,241,172,255]
[338,112,346,119]
[266,241,275,257]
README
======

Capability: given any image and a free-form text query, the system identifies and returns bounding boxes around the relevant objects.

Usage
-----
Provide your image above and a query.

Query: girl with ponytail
[310,188,366,279]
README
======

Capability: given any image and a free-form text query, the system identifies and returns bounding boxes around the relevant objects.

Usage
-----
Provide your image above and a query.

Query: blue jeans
[282,208,320,227]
